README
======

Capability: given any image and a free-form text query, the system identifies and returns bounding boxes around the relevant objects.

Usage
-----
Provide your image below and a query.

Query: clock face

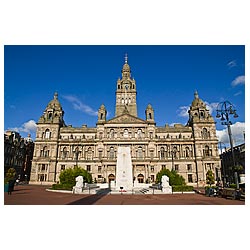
[125,84,129,90]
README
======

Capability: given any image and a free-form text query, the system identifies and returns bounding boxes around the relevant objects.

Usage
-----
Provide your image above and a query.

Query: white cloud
[227,60,237,69]
[177,106,189,118]
[216,122,245,146]
[8,120,37,134]
[62,95,98,116]
[234,91,242,96]
[231,75,245,87]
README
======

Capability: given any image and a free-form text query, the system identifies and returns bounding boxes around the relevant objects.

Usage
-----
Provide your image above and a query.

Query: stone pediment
[107,114,146,124]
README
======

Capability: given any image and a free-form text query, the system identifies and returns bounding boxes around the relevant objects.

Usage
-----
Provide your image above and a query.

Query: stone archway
[108,174,115,183]
[137,174,144,183]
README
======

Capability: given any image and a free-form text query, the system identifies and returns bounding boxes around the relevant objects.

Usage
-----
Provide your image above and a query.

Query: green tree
[5,167,16,184]
[233,164,243,173]
[156,168,185,186]
[206,170,215,186]
[59,166,92,188]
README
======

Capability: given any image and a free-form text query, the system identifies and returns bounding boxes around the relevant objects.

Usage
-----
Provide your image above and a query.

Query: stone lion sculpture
[161,175,170,187]
[72,175,84,194]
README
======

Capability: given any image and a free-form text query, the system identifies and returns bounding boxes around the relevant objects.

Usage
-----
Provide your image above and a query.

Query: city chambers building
[30,56,221,187]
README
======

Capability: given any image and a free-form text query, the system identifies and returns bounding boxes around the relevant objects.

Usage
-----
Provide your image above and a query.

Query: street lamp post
[216,101,239,188]
[218,141,227,187]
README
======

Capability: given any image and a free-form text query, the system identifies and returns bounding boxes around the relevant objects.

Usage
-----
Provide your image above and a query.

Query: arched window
[185,147,190,158]
[108,174,115,183]
[137,146,143,159]
[99,132,103,139]
[41,146,49,157]
[74,147,80,161]
[160,147,165,159]
[48,112,52,120]
[204,145,210,157]
[62,147,68,159]
[148,113,152,119]
[87,147,93,160]
[109,147,115,159]
[124,129,128,138]
[45,129,50,139]
[137,129,142,138]
[202,128,209,139]
[110,129,114,139]
[172,146,178,159]
[137,174,144,183]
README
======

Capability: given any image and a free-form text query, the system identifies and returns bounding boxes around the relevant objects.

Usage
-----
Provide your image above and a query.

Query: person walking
[8,179,15,195]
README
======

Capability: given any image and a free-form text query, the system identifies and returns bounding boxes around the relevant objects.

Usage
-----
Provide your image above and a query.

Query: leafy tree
[233,164,243,173]
[5,167,16,184]
[59,166,92,188]
[156,168,185,186]
[206,170,215,186]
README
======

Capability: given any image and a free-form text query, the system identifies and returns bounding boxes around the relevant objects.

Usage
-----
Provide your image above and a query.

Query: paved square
[4,185,245,205]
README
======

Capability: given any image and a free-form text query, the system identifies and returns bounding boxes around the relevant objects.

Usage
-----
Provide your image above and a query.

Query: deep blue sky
[4,45,245,144]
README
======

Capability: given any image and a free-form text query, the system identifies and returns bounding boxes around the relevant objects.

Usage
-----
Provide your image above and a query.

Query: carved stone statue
[72,175,84,194]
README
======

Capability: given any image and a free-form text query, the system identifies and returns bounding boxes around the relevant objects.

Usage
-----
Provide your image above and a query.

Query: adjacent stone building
[30,56,221,187]
[220,143,245,184]
[4,131,34,181]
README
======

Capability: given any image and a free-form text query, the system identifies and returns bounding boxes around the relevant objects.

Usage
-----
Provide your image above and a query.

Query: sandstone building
[30,56,221,187]
[4,131,34,181]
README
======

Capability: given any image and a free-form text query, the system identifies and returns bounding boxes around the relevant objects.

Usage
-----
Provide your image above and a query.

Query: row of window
[39,145,213,159]
[40,126,212,141]
[40,146,212,160]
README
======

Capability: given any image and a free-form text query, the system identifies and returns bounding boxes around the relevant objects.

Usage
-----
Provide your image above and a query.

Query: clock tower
[115,54,137,117]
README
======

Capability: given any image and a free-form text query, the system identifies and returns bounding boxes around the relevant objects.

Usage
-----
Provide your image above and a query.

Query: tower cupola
[38,92,65,126]
[115,54,137,117]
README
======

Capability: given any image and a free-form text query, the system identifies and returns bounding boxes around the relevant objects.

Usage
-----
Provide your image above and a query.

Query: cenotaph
[115,146,133,191]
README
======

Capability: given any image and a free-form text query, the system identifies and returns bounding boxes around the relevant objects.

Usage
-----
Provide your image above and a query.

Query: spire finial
[194,90,198,99]
[54,92,58,100]
[125,53,128,64]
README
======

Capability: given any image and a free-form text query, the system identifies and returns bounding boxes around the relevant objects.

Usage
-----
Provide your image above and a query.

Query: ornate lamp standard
[218,141,227,186]
[216,101,239,188]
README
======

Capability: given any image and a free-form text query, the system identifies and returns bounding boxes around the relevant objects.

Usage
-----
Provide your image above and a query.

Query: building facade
[4,131,34,181]
[30,56,221,187]
[220,143,245,185]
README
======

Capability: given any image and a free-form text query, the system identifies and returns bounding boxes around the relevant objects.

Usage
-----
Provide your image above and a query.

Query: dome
[25,134,33,143]
[99,104,106,110]
[147,104,153,109]
[46,92,62,110]
[191,91,205,107]
[122,63,130,72]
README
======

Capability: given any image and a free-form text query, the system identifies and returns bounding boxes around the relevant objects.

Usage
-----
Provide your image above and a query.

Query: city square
[4,184,245,205]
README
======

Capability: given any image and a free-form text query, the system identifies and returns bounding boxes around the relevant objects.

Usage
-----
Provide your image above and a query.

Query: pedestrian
[8,179,15,195]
